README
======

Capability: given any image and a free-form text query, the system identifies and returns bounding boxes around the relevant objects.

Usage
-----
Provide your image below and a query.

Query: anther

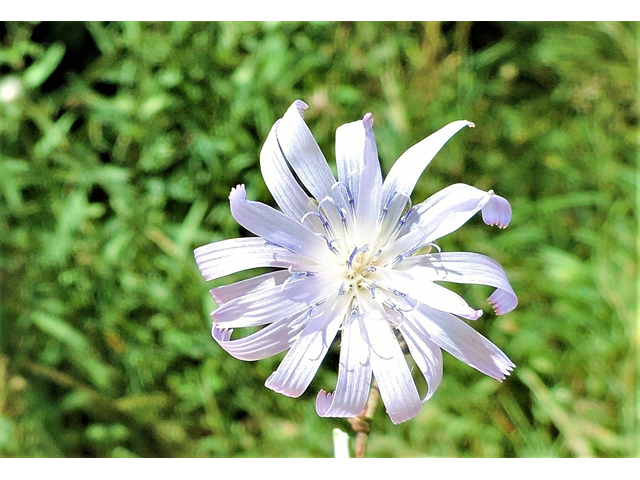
[347,244,370,270]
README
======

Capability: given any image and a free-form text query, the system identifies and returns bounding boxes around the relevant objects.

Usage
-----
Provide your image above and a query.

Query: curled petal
[229,184,332,265]
[488,288,518,316]
[401,183,494,240]
[194,237,303,281]
[481,194,512,228]
[377,184,491,266]
[398,252,518,315]
[316,312,372,418]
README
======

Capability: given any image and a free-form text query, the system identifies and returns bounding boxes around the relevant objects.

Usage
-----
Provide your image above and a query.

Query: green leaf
[22,43,66,89]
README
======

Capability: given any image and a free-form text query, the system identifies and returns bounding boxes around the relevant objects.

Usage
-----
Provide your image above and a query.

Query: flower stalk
[348,381,380,458]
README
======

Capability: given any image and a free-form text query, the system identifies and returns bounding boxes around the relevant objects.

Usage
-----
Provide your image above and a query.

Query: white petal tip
[315,389,333,416]
[467,121,475,128]
[497,364,516,381]
[229,184,246,201]
[387,406,422,425]
[363,112,374,128]
[293,99,308,114]
[264,373,303,398]
[470,309,484,321]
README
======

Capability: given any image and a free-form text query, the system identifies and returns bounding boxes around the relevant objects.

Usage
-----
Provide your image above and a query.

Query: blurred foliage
[0,21,637,458]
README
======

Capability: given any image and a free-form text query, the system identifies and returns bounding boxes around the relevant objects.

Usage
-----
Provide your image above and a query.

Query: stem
[348,381,380,458]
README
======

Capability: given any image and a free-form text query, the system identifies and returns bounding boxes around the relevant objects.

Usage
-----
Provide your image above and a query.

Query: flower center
[344,244,378,295]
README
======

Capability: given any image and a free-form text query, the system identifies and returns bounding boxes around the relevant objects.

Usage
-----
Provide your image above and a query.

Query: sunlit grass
[0,21,637,457]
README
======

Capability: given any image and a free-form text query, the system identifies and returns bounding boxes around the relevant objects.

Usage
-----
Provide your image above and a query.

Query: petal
[406,303,515,381]
[260,119,317,221]
[276,100,337,203]
[376,189,412,250]
[398,252,518,315]
[481,194,512,228]
[229,184,333,265]
[212,310,306,361]
[194,237,304,281]
[360,306,422,424]
[212,268,341,329]
[356,113,383,243]
[380,120,474,218]
[210,270,289,306]
[316,311,372,418]
[378,184,511,267]
[335,113,383,244]
[374,267,483,320]
[265,294,350,397]
[397,317,443,401]
[401,183,494,241]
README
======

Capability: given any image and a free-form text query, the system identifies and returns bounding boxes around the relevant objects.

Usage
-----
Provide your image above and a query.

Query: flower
[194,100,517,424]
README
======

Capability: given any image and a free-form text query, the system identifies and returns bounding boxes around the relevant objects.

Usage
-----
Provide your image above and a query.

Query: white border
[1,2,638,21]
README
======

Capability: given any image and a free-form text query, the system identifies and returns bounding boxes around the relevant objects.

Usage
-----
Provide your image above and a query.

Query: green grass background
[0,21,637,458]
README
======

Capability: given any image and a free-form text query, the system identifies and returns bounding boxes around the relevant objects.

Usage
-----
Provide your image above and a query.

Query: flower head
[194,100,517,424]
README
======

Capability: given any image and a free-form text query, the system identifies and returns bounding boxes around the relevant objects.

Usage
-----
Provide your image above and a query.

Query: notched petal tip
[229,184,246,201]
[488,288,518,315]
[481,194,512,229]
[315,389,333,416]
[211,323,232,343]
[466,121,475,128]
[496,362,516,382]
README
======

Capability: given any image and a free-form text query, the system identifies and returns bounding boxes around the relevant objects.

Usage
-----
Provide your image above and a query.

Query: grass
[0,21,637,457]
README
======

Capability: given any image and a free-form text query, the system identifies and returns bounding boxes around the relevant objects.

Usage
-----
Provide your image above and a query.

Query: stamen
[319,196,348,228]
[381,191,396,215]
[301,211,328,232]
[397,199,414,228]
[404,230,429,257]
[316,208,330,230]
[377,190,413,247]
[332,282,349,309]
[406,239,440,257]
[390,254,404,268]
[347,244,370,270]
[331,181,355,209]
[283,266,313,287]
[368,280,377,299]
[322,236,342,255]
[264,239,284,248]
[389,288,407,299]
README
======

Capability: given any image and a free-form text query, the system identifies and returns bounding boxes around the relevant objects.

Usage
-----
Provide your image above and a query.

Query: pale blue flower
[195,100,517,424]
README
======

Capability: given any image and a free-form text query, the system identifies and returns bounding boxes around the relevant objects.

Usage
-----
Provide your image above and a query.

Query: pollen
[343,244,379,294]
